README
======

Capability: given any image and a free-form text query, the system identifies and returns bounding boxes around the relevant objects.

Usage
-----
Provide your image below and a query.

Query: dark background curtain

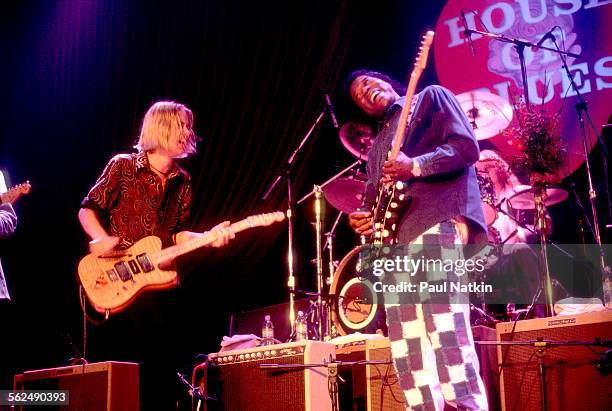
[0,0,446,389]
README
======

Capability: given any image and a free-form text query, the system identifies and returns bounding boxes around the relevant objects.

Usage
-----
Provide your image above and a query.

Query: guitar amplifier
[334,336,405,411]
[196,340,334,411]
[496,310,612,411]
[12,361,139,411]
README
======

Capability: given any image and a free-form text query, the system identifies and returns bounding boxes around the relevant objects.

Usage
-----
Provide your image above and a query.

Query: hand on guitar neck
[174,220,235,248]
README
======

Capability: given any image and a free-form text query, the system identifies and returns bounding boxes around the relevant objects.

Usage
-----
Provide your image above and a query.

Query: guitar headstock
[1,181,32,204]
[414,31,435,72]
[246,211,286,227]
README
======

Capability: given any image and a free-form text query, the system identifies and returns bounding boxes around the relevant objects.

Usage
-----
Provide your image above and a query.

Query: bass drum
[329,245,388,336]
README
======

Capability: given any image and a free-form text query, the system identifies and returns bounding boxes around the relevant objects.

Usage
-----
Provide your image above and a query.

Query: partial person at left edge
[0,202,18,300]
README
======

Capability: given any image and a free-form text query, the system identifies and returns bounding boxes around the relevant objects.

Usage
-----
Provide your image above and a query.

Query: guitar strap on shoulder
[157,178,183,247]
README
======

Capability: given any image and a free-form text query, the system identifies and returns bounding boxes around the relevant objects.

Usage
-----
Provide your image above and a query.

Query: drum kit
[300,91,574,337]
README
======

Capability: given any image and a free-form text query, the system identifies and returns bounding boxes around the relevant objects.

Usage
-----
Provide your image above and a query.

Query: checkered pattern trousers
[384,221,489,411]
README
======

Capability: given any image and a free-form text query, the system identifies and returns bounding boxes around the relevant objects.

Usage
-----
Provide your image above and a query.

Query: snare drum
[329,245,387,336]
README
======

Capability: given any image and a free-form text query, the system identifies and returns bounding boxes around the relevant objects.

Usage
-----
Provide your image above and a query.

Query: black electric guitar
[371,31,434,244]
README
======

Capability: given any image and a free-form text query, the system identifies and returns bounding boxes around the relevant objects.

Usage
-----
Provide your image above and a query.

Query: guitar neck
[388,31,434,161]
[0,181,32,205]
[388,74,420,160]
[153,218,255,264]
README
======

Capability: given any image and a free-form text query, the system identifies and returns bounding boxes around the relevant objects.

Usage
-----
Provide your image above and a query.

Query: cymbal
[339,122,376,161]
[323,177,367,214]
[508,184,569,209]
[455,91,513,140]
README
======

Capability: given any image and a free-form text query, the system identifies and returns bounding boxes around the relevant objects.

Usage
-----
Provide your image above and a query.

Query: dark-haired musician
[347,70,489,411]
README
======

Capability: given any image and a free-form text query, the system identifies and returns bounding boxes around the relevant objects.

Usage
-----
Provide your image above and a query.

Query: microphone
[324,93,339,129]
[535,27,556,49]
[461,9,475,57]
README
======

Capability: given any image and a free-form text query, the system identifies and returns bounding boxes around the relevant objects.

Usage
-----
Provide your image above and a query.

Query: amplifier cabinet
[334,337,405,411]
[202,340,334,411]
[12,361,138,411]
[496,310,612,411]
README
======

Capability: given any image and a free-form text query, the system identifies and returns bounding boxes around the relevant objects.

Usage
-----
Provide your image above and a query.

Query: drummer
[475,149,545,314]
[476,149,527,244]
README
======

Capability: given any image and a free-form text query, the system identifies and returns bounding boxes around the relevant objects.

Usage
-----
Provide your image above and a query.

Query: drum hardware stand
[324,210,343,287]
[323,210,343,284]
[495,199,574,260]
[549,33,610,304]
[262,98,337,336]
[313,186,328,341]
[494,199,576,317]
[533,186,555,316]
[296,161,363,340]
[297,160,362,205]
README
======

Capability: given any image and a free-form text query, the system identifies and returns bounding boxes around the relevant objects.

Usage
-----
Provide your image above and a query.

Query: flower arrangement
[503,101,567,185]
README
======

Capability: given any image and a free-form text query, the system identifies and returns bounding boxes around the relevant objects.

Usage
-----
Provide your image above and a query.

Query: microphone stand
[464,24,580,314]
[261,108,327,336]
[548,35,611,305]
[463,28,579,110]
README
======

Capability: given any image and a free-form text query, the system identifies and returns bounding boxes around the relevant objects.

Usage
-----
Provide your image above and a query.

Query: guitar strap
[157,177,183,247]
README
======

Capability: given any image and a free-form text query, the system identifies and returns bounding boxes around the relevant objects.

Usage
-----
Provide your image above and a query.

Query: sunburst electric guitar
[78,211,285,314]
[371,31,434,244]
[1,181,32,204]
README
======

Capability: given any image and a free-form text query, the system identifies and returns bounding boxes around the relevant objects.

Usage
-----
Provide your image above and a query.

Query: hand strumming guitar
[381,151,414,183]
[348,210,373,236]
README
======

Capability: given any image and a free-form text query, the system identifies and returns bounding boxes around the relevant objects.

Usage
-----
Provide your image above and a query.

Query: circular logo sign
[435,0,611,174]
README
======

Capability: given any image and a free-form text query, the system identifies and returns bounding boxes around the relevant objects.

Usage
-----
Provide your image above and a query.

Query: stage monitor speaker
[334,336,405,411]
[197,340,334,411]
[496,310,612,411]
[12,361,138,411]
[471,325,501,411]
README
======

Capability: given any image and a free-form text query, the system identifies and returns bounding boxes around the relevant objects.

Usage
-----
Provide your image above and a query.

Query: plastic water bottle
[261,315,274,346]
[603,266,612,308]
[506,303,516,321]
[295,311,308,342]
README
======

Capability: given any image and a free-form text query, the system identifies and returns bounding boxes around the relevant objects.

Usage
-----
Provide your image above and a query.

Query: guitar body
[77,211,286,315]
[372,181,412,244]
[78,236,176,314]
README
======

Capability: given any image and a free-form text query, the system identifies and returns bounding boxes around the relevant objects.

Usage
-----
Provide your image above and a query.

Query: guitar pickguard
[371,181,412,244]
